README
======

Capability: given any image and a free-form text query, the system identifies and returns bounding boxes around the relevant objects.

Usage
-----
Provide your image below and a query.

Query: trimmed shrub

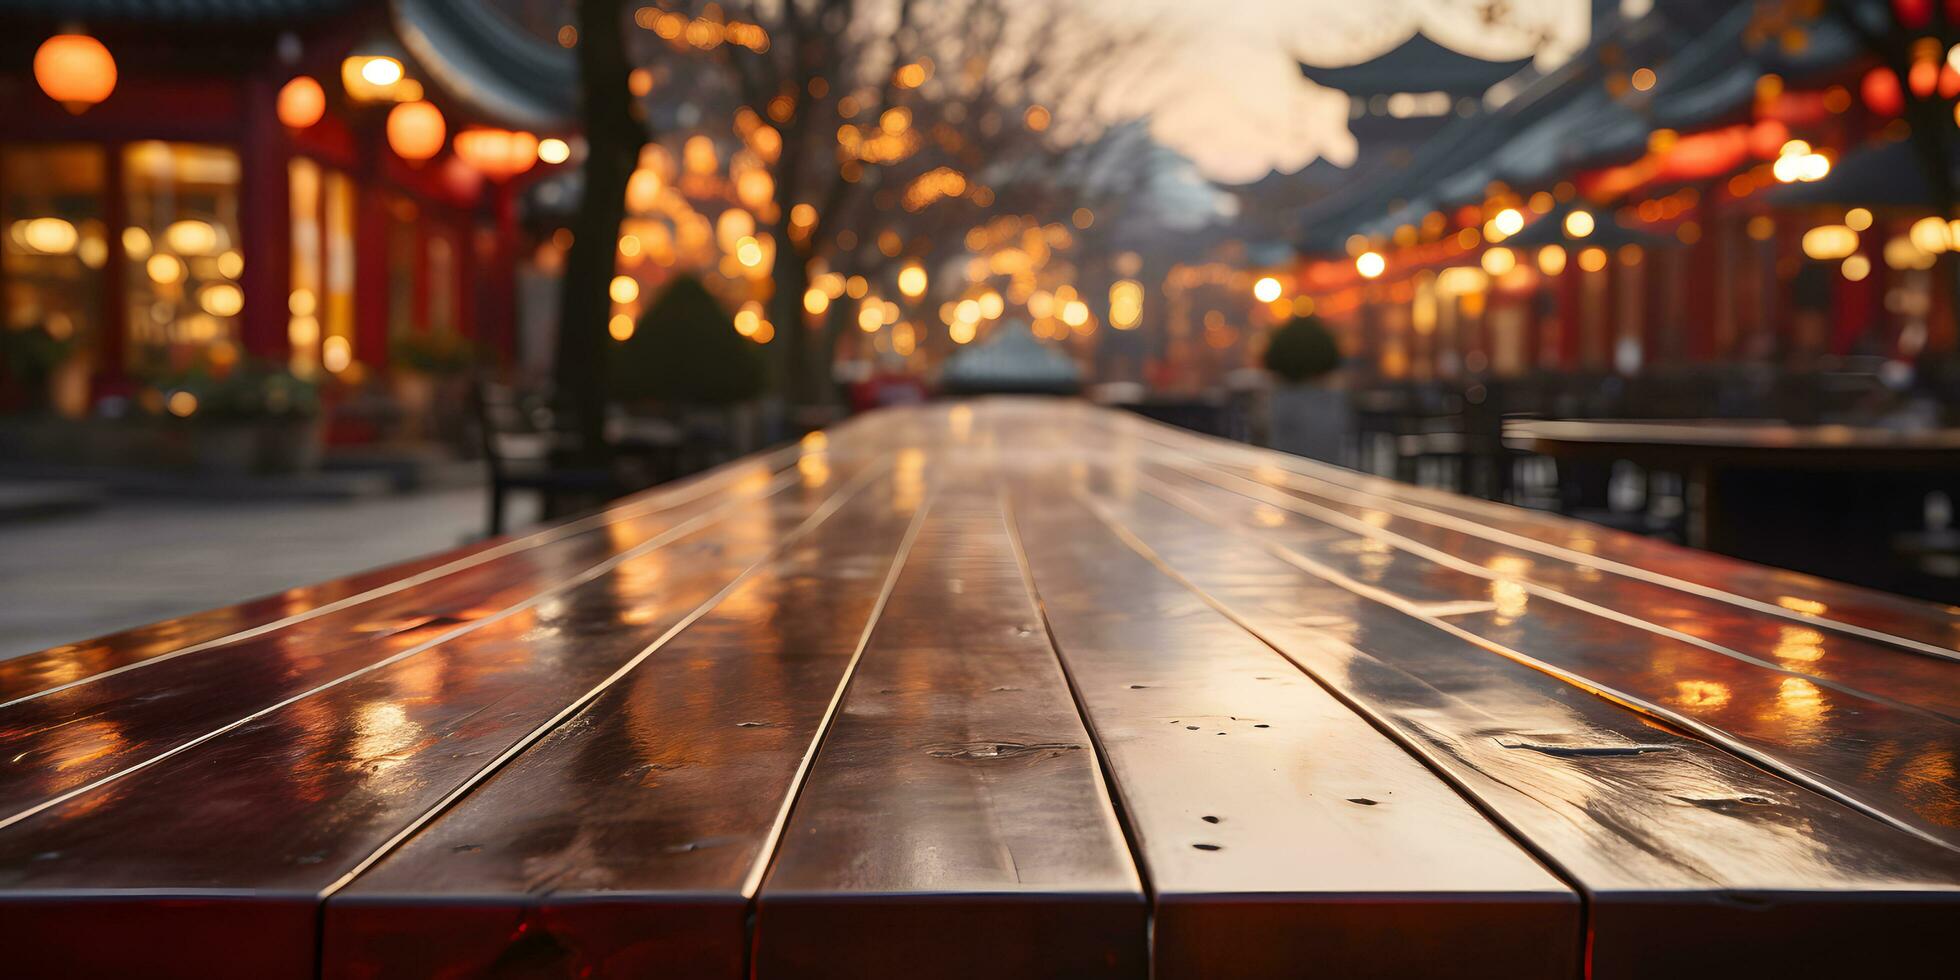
[609,275,764,406]
[1263,315,1342,384]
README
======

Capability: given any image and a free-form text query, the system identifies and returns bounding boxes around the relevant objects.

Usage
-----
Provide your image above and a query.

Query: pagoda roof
[1298,32,1531,98]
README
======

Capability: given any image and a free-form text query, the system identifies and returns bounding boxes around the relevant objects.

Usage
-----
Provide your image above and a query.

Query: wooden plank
[753,485,1145,979]
[0,461,827,824]
[1170,456,1960,717]
[1003,472,1577,980]
[321,470,925,979]
[1113,408,1960,659]
[0,448,802,704]
[0,459,882,980]
[1087,477,1960,979]
[1141,463,1960,849]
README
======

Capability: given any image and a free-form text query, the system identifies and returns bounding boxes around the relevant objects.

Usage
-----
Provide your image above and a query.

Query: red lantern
[1863,67,1905,116]
[276,76,325,129]
[34,34,116,113]
[453,127,539,180]
[386,101,447,161]
[1895,0,1933,28]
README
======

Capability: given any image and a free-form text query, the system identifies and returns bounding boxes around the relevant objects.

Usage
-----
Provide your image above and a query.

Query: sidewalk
[0,486,538,659]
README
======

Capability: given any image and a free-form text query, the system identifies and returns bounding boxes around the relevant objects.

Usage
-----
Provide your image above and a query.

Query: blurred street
[0,486,535,658]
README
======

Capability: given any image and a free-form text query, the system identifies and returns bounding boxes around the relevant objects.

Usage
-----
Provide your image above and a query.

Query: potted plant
[1263,314,1350,464]
[154,362,324,476]
[0,321,79,413]
[255,366,325,474]
[157,365,259,476]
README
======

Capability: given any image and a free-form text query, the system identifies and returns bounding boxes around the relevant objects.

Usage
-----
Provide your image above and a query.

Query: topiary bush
[608,274,765,406]
[1263,314,1342,384]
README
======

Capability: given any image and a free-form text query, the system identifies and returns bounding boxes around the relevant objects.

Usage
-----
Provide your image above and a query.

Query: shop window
[289,157,322,375]
[2,145,105,416]
[121,141,242,377]
[289,157,357,377]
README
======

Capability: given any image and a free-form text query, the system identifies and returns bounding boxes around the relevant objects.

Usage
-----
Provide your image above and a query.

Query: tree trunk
[767,228,813,408]
[552,0,645,466]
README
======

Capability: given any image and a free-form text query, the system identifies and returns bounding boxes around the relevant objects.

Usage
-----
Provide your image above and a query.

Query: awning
[1506,204,1674,250]
[391,0,575,132]
[1763,136,1945,208]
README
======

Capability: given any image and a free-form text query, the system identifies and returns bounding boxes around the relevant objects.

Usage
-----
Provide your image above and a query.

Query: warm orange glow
[454,128,539,179]
[35,34,117,112]
[386,101,447,162]
[276,76,326,129]
[898,262,928,298]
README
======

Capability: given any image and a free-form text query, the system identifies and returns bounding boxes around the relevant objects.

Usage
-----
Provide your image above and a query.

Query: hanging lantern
[453,127,538,180]
[34,34,117,113]
[1862,67,1905,117]
[276,76,325,129]
[386,101,447,161]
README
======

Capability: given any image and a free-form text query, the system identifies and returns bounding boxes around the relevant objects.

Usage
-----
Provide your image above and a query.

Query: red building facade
[0,0,573,423]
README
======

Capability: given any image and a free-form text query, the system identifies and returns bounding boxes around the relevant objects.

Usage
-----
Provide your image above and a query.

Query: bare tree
[636,0,1153,406]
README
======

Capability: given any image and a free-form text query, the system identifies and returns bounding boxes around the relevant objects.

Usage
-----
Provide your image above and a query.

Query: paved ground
[0,487,539,659]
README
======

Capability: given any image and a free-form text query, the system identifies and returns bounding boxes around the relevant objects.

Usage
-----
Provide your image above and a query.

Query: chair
[468,377,622,536]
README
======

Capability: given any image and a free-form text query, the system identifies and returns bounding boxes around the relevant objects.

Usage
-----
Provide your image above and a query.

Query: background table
[1505,418,1960,600]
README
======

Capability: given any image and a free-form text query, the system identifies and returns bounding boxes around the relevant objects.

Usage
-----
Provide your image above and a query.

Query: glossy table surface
[2,400,1955,980]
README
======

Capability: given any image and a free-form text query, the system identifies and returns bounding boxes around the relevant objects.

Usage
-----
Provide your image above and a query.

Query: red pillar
[238,75,290,362]
[355,183,391,374]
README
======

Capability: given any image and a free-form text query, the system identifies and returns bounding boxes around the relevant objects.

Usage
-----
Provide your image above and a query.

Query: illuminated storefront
[0,0,573,425]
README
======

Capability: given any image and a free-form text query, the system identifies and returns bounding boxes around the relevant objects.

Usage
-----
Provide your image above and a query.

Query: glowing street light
[1252,276,1283,303]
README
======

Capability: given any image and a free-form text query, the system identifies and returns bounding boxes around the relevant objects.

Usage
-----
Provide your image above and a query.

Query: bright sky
[1095,0,1593,185]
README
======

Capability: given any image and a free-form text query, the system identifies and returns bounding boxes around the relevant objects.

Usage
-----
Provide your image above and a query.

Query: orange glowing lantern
[276,76,326,129]
[453,127,539,180]
[386,101,447,161]
[34,34,117,113]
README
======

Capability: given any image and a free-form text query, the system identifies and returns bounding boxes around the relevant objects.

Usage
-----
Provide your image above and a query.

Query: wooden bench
[1,401,1954,979]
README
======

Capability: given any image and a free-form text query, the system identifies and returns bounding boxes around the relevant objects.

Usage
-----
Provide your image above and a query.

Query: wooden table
[2,400,1955,979]
[1505,418,1960,600]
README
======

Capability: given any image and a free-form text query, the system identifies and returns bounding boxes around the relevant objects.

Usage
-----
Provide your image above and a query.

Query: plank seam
[999,481,1158,914]
[0,466,810,835]
[1110,410,1960,663]
[1133,473,1960,856]
[1157,459,1959,725]
[1067,483,1594,980]
[311,458,892,903]
[739,483,937,900]
[0,443,809,709]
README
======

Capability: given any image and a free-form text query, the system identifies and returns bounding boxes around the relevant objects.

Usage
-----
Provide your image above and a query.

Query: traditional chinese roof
[392,0,574,131]
[1764,136,1945,208]
[1298,33,1531,99]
